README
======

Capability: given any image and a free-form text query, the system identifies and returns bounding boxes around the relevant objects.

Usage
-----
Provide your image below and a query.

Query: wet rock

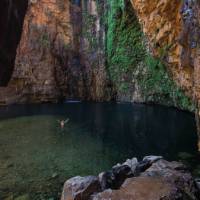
[112,165,133,189]
[134,156,163,175]
[135,160,152,175]
[143,155,163,164]
[61,176,101,200]
[98,171,115,190]
[122,157,138,172]
[99,165,133,190]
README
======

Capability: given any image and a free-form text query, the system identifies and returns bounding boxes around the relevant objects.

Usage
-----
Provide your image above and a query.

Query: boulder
[99,164,133,190]
[92,159,200,200]
[61,157,200,200]
[93,169,199,200]
[142,159,189,177]
[98,171,115,190]
[61,176,101,200]
[135,160,152,175]
[141,159,199,199]
[122,157,138,173]
[112,165,133,189]
[143,155,163,164]
[92,176,180,200]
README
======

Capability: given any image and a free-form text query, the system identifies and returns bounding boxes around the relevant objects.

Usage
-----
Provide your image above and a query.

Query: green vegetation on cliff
[107,0,145,93]
[141,56,195,111]
[106,0,194,111]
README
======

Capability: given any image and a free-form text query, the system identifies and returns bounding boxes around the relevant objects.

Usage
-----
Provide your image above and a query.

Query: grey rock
[61,176,101,200]
[135,160,152,175]
[122,157,138,173]
[143,155,163,164]
[98,165,133,190]
[98,171,115,190]
[61,157,200,200]
[141,159,199,199]
[112,163,121,168]
[112,165,133,189]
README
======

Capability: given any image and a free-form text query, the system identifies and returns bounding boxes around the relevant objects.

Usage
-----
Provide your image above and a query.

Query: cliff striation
[106,0,194,110]
[130,0,200,145]
[4,0,112,103]
[130,0,200,102]
[0,0,199,121]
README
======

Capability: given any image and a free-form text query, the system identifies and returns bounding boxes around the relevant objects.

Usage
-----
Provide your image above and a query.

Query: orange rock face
[1,1,199,134]
[8,0,111,103]
[131,0,199,97]
[10,0,72,102]
[131,0,200,140]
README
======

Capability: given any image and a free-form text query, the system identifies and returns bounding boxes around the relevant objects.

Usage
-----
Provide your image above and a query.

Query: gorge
[0,102,199,199]
[0,0,198,108]
[0,0,200,199]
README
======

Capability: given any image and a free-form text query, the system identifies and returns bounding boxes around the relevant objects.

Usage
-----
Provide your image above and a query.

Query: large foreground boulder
[92,159,199,200]
[92,176,180,200]
[61,157,200,200]
[141,159,199,200]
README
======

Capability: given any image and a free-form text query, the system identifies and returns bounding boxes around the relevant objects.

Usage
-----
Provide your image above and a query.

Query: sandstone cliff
[6,0,112,103]
[130,0,200,145]
[130,0,199,99]
[0,0,28,85]
[0,0,199,128]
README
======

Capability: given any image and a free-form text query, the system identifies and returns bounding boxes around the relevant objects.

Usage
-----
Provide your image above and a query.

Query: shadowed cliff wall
[0,0,28,86]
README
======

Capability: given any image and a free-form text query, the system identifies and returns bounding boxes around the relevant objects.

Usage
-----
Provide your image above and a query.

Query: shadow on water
[0,102,199,199]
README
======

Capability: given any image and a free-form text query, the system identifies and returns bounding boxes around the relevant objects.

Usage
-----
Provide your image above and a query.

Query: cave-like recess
[0,0,28,86]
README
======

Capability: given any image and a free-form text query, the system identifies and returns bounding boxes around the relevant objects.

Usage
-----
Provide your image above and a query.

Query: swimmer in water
[58,118,69,128]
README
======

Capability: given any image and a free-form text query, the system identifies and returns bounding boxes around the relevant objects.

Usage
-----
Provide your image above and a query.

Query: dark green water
[0,102,199,200]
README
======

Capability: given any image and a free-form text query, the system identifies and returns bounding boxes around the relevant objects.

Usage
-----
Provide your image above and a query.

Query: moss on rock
[106,0,194,111]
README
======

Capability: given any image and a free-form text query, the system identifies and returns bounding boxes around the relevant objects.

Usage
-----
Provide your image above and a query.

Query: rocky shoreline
[61,156,200,200]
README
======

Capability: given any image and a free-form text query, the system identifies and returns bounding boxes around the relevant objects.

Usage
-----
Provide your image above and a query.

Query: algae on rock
[106,0,194,111]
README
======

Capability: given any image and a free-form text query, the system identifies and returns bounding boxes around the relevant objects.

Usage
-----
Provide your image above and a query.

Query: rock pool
[0,102,199,199]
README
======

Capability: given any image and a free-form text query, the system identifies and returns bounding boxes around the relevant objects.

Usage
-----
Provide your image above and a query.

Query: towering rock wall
[8,0,112,103]
[130,0,200,145]
[0,0,198,114]
[0,0,28,86]
[106,0,194,111]
[130,0,199,99]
